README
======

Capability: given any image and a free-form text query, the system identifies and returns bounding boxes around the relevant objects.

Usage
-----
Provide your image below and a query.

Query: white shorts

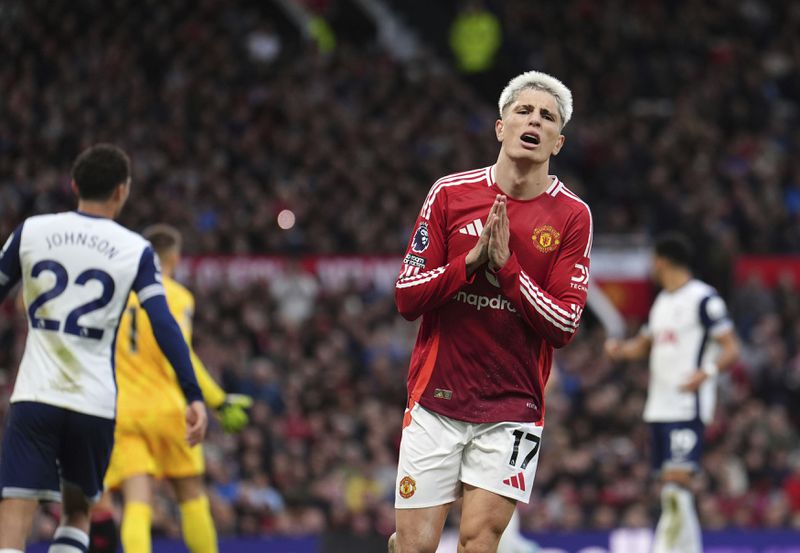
[395,404,544,508]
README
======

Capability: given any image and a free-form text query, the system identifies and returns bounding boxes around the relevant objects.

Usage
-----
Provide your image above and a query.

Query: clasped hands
[465,195,511,276]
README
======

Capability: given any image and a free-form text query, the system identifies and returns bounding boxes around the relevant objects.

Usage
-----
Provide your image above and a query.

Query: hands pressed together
[466,195,511,276]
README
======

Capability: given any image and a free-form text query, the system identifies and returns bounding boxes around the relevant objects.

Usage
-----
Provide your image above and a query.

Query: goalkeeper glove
[217,394,253,433]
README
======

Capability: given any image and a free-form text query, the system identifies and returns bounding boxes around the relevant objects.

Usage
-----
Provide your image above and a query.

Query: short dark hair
[71,144,131,201]
[143,224,182,257]
[654,232,694,268]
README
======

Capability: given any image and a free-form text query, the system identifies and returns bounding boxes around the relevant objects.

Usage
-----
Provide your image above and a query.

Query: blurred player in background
[0,144,207,553]
[605,233,740,553]
[90,224,252,553]
[391,70,592,553]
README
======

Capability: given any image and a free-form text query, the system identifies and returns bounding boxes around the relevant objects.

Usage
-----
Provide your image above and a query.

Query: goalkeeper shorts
[104,412,204,489]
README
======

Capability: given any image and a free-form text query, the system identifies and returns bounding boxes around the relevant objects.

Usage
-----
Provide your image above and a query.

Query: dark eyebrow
[517,104,559,121]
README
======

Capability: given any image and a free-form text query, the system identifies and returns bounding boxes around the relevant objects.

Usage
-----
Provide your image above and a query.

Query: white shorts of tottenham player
[395,404,544,508]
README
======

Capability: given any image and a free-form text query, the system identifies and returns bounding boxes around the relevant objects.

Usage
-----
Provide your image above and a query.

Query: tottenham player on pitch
[0,144,207,553]
[605,233,740,553]
[391,71,592,552]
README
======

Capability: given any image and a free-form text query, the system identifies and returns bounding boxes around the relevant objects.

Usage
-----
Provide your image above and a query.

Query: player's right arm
[132,246,207,444]
[0,225,23,303]
[604,331,652,361]
[395,190,498,321]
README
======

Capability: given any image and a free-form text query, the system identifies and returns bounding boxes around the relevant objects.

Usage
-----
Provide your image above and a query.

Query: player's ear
[70,180,79,197]
[552,134,566,156]
[495,119,504,143]
[115,180,130,203]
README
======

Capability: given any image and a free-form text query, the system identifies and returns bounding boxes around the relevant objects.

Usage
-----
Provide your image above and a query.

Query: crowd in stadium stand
[1,0,800,541]
[1,1,799,261]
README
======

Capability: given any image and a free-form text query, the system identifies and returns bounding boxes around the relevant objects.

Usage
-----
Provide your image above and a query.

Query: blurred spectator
[269,261,320,326]
[449,1,502,74]
[3,0,798,265]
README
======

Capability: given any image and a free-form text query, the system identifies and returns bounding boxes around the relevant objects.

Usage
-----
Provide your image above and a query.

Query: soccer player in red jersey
[390,71,593,553]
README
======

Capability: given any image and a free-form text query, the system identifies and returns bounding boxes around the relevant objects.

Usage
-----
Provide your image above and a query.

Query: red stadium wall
[177,251,654,318]
[735,256,800,288]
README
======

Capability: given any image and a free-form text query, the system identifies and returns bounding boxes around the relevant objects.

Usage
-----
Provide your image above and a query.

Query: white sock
[48,525,89,553]
[652,483,701,553]
[673,484,702,553]
[0,549,25,553]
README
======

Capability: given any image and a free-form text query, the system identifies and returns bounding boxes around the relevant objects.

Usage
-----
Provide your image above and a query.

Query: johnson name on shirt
[44,231,119,260]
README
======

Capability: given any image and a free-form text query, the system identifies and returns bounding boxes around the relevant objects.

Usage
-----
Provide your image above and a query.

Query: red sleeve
[493,206,593,348]
[395,187,474,321]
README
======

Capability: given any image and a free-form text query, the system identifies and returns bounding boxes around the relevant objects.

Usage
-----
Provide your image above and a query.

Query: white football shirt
[642,279,732,424]
[1,212,165,419]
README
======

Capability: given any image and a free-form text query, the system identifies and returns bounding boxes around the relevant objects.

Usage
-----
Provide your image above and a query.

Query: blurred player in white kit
[605,233,740,553]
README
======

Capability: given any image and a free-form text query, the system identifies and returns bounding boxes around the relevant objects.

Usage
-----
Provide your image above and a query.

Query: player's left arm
[181,294,252,432]
[134,248,204,403]
[134,248,207,444]
[492,202,592,348]
[0,224,24,303]
[681,296,741,392]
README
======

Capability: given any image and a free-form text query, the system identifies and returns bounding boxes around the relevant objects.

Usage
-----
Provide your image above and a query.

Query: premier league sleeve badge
[412,222,430,253]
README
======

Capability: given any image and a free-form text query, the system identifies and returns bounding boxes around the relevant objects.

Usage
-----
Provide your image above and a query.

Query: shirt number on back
[128,306,138,352]
[28,259,116,340]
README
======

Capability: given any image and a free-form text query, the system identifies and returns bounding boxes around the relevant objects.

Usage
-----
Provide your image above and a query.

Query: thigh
[461,420,544,504]
[0,497,40,549]
[396,503,452,553]
[0,402,62,501]
[121,473,153,505]
[395,405,466,509]
[59,409,115,503]
[459,484,516,549]
[170,474,205,503]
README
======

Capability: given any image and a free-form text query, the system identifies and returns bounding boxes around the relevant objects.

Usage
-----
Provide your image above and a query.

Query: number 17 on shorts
[463,422,544,504]
[395,405,544,507]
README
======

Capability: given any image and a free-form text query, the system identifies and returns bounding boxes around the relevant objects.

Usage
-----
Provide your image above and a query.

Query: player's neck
[662,270,692,292]
[494,155,552,200]
[76,200,117,219]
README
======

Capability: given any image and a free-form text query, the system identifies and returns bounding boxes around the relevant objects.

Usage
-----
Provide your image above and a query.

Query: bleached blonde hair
[498,70,574,129]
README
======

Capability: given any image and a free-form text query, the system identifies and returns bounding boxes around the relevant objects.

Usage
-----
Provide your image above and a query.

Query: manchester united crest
[532,225,561,253]
[398,475,416,499]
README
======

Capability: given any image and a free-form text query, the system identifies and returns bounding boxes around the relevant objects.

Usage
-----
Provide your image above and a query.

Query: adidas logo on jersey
[458,218,484,237]
[502,472,526,491]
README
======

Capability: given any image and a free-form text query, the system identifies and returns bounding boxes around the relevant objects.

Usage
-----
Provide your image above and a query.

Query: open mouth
[521,133,540,145]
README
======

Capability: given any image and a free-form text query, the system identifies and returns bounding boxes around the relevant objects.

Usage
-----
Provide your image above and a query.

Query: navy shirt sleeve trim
[0,223,24,302]
[134,246,202,404]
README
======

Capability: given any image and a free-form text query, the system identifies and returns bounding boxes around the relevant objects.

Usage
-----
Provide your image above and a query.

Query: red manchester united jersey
[396,165,593,424]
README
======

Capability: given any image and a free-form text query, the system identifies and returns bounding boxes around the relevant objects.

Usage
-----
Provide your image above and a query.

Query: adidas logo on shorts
[502,471,526,491]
